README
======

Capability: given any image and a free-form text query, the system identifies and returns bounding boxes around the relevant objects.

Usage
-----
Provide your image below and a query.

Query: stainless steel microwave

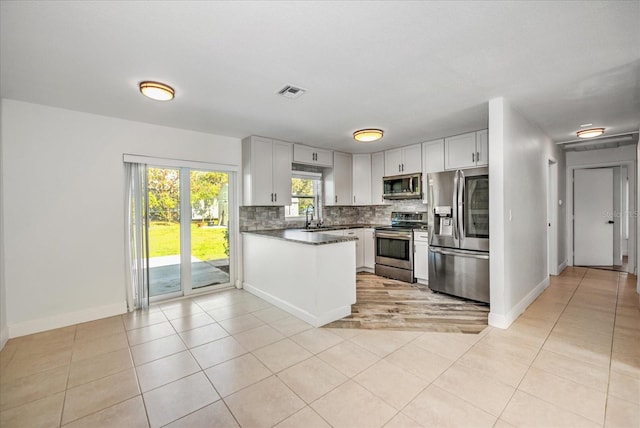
[383,173,422,199]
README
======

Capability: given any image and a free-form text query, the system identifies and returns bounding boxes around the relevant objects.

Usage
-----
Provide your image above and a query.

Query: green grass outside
[149,221,227,261]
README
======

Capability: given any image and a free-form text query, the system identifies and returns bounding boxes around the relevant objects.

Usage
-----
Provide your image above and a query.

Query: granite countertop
[242,228,360,245]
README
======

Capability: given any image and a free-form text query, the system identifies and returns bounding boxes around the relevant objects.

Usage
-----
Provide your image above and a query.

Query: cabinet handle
[476,151,480,162]
[353,195,356,203]
[335,195,338,203]
[270,193,273,202]
[402,164,404,172]
[472,153,475,162]
[274,193,277,202]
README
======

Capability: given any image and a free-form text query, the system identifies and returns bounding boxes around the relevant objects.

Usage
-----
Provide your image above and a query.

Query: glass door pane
[147,167,182,297]
[464,175,489,238]
[190,170,230,289]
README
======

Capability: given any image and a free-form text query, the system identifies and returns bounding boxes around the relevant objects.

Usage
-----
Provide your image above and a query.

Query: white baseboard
[357,267,374,273]
[8,301,127,338]
[558,261,567,274]
[0,324,8,351]
[488,276,549,329]
[243,282,350,327]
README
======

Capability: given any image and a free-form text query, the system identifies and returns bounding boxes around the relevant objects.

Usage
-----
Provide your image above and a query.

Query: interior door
[574,168,614,266]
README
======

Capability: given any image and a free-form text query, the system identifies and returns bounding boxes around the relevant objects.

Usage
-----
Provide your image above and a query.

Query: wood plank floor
[323,272,489,333]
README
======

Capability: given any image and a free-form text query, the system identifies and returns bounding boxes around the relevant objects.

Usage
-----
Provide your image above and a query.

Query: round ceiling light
[139,81,175,101]
[353,129,384,142]
[576,128,604,139]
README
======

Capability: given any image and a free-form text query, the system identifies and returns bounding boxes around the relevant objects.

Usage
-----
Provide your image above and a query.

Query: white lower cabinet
[344,229,364,269]
[414,230,429,284]
[363,228,375,270]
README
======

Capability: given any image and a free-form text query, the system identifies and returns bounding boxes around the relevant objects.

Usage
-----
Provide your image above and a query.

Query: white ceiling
[1,1,639,153]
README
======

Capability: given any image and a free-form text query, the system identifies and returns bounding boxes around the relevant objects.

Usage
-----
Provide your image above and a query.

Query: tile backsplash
[239,199,427,231]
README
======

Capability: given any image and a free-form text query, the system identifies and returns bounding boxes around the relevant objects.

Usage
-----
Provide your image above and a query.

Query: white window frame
[285,170,322,221]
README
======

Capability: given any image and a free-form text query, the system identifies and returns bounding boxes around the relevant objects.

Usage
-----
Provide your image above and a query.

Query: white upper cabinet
[352,154,372,205]
[423,139,445,173]
[444,130,488,170]
[475,129,488,167]
[384,143,422,175]
[242,136,292,206]
[293,144,333,167]
[371,152,388,205]
[325,151,353,205]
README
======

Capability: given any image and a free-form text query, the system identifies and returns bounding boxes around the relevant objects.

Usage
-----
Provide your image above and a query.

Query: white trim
[243,282,351,327]
[292,170,323,179]
[558,260,568,274]
[123,153,239,172]
[0,325,8,350]
[488,277,549,329]
[547,158,559,275]
[8,301,127,338]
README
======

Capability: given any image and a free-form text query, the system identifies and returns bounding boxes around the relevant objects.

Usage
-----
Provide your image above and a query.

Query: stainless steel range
[374,211,428,283]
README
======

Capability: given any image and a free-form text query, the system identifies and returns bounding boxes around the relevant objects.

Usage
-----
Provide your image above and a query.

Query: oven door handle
[375,232,412,240]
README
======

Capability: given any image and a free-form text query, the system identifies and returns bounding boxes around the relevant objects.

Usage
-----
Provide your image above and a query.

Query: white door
[574,168,614,266]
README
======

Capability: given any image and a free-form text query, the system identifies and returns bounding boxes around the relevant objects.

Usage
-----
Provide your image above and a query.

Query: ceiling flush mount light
[576,127,605,139]
[139,81,175,101]
[353,129,384,142]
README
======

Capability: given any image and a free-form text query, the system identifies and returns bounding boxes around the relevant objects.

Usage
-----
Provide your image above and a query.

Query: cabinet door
[370,152,387,205]
[414,241,429,281]
[314,148,334,167]
[333,152,353,205]
[352,154,372,205]
[345,229,364,268]
[250,137,275,205]
[272,140,292,206]
[475,129,488,167]
[363,228,375,268]
[423,139,445,173]
[292,144,316,165]
[401,144,422,174]
[444,132,476,170]
[384,148,403,176]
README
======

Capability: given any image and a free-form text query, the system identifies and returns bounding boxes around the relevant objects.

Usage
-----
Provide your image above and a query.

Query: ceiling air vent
[277,85,306,99]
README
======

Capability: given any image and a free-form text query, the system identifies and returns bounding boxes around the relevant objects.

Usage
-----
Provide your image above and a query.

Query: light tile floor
[0,267,638,427]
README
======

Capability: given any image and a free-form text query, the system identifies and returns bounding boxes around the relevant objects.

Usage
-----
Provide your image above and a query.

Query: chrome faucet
[305,205,315,228]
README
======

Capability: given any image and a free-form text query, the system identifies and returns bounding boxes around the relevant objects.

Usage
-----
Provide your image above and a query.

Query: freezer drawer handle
[429,247,490,260]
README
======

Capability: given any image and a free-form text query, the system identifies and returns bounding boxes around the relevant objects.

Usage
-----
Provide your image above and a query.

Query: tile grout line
[602,272,623,426]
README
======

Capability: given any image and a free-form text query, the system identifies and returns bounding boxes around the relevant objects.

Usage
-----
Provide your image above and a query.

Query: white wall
[565,145,637,275]
[488,97,565,328]
[0,99,8,349]
[2,99,241,337]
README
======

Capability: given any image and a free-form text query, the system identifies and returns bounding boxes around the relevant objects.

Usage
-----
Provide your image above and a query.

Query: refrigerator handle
[458,170,465,241]
[452,170,459,240]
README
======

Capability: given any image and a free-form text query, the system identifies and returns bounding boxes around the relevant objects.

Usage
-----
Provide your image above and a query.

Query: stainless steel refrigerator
[427,167,489,303]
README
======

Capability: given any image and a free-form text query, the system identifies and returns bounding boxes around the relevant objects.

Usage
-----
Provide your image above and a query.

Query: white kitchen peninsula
[242,230,356,327]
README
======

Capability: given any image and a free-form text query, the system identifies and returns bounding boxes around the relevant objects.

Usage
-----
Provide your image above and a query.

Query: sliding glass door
[189,170,230,290]
[147,166,231,300]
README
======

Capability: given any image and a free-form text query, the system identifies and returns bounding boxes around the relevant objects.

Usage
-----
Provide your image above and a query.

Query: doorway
[147,166,232,300]
[572,164,633,272]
